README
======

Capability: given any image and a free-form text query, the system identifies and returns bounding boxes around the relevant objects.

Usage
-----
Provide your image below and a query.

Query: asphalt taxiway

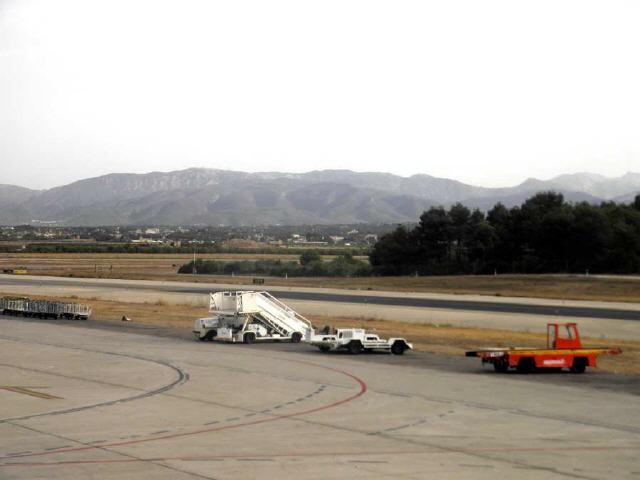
[1,315,638,479]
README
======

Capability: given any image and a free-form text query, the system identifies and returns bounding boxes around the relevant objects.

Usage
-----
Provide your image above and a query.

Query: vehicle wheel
[198,335,207,342]
[493,360,509,373]
[319,345,330,353]
[570,357,587,374]
[203,331,215,341]
[291,332,303,343]
[243,332,256,344]
[391,341,406,355]
[348,341,363,355]
[516,358,536,373]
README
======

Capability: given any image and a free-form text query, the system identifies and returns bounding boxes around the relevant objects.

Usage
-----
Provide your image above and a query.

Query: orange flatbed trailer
[465,323,622,373]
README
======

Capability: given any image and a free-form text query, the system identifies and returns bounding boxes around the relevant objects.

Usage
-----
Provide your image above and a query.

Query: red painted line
[0,357,367,462]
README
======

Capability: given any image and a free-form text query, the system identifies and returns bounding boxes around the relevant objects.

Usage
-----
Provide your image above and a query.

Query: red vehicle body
[465,323,622,373]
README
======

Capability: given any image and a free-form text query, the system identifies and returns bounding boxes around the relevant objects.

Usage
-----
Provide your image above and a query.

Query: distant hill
[0,168,638,225]
[0,184,39,204]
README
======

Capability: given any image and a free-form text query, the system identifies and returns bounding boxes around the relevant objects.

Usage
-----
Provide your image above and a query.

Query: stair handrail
[257,291,313,329]
[253,295,303,334]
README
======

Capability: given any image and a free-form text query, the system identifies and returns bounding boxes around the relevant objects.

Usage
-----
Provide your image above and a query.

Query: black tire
[291,332,303,343]
[493,360,509,373]
[243,332,256,344]
[570,357,587,374]
[348,341,363,355]
[516,357,536,374]
[391,341,406,355]
[319,345,330,353]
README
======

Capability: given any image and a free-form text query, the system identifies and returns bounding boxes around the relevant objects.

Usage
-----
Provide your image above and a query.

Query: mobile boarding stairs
[193,291,314,343]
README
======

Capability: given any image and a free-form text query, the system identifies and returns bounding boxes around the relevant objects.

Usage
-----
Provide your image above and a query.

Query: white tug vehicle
[311,328,413,355]
[193,290,413,355]
[193,291,314,343]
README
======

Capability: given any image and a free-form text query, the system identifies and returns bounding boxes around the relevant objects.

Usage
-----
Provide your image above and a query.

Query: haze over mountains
[0,169,638,226]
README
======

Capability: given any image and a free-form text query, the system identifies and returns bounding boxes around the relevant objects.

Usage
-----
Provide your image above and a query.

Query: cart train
[0,297,91,320]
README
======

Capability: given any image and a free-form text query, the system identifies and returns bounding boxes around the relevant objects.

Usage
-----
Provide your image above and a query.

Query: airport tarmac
[1,275,640,340]
[1,316,639,479]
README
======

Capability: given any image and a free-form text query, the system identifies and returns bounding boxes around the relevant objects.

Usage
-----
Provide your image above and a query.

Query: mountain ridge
[1,169,638,226]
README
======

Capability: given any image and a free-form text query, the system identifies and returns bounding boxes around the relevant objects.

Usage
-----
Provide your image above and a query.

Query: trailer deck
[466,323,622,373]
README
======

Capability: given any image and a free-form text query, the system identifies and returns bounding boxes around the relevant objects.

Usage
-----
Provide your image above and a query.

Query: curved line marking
[0,352,188,424]
[0,357,367,462]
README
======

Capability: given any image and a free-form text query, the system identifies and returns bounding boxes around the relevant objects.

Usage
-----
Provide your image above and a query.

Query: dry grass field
[2,291,637,375]
[0,252,302,278]
[0,252,364,279]
[2,252,640,302]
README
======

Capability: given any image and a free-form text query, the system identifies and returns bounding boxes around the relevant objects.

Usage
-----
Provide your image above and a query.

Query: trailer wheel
[516,358,536,373]
[391,341,406,355]
[348,340,363,355]
[243,332,256,344]
[291,332,303,343]
[570,357,587,374]
[493,360,509,373]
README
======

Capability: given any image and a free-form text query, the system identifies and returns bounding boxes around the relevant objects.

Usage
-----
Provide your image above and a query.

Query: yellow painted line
[0,386,62,400]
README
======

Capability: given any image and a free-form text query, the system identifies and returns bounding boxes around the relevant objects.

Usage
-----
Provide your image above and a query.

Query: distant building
[132,237,161,244]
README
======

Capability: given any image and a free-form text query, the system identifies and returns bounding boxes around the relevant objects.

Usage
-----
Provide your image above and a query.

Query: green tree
[299,250,321,266]
[369,226,418,275]
[448,203,472,267]
[414,207,452,273]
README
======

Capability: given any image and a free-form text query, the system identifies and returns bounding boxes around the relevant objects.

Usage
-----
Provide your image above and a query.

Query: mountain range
[0,169,638,226]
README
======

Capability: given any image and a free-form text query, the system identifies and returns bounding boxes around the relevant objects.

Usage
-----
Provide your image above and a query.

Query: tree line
[178,252,372,277]
[0,242,365,256]
[370,192,640,275]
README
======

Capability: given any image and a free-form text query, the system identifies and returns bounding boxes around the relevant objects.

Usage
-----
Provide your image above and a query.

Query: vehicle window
[559,325,574,339]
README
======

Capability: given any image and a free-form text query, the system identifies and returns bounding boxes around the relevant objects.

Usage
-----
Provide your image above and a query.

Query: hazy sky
[1,0,639,190]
